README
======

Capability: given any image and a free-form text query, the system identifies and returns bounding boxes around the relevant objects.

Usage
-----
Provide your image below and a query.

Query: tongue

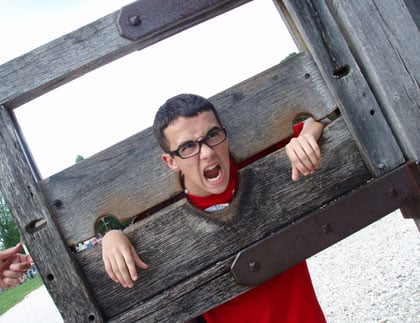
[204,166,220,179]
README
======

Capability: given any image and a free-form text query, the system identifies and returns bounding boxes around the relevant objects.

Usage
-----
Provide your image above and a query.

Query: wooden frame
[0,0,418,321]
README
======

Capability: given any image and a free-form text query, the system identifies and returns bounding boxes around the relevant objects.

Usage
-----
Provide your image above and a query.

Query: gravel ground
[308,210,419,323]
[0,210,418,322]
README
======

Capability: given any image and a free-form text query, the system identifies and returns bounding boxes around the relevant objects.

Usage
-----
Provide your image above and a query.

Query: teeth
[205,165,217,171]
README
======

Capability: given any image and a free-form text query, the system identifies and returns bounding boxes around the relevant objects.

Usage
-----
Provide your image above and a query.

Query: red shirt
[186,123,326,323]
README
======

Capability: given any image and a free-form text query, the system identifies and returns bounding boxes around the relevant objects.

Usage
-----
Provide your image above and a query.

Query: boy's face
[161,111,230,197]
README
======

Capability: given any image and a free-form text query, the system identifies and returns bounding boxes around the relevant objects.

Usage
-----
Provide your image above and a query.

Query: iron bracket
[116,0,249,41]
[231,161,420,286]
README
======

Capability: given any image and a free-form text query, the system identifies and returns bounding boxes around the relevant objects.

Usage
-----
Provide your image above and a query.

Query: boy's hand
[286,132,321,182]
[102,230,149,288]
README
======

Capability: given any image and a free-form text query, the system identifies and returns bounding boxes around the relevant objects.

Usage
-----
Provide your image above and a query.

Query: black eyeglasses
[169,127,227,159]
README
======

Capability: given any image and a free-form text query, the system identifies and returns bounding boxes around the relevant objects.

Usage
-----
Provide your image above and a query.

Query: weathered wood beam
[75,118,372,321]
[40,52,336,244]
[136,161,419,323]
[326,0,420,161]
[278,0,405,177]
[0,105,103,322]
[403,0,420,29]
[0,0,251,109]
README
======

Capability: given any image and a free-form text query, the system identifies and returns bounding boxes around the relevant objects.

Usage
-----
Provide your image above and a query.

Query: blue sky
[0,0,297,177]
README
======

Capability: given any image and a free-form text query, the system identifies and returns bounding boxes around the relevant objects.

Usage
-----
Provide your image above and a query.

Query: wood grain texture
[0,105,104,322]
[0,1,415,321]
[326,0,420,160]
[280,0,405,176]
[403,0,420,30]
[75,118,372,321]
[0,0,251,109]
[40,52,336,244]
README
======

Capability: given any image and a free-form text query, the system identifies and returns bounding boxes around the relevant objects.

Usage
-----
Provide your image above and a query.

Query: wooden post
[0,106,103,322]
[323,0,420,224]
[0,0,418,321]
[324,0,420,161]
[278,0,406,177]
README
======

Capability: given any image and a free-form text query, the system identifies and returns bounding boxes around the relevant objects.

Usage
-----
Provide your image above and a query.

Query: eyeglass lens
[178,128,226,158]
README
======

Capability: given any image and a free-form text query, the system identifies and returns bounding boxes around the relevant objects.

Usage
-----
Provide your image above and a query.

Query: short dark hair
[153,94,222,152]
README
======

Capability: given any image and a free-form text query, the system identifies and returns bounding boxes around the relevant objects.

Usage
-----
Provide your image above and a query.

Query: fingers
[102,230,148,288]
[103,258,118,284]
[128,245,149,282]
[21,254,33,264]
[104,248,136,288]
[286,134,321,181]
[0,244,30,280]
[9,260,32,272]
[0,247,27,289]
[0,276,20,289]
[0,243,22,261]
[2,268,26,279]
[133,248,149,271]
[291,166,301,182]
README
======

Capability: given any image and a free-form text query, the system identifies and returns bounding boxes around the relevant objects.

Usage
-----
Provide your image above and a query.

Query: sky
[0,0,297,178]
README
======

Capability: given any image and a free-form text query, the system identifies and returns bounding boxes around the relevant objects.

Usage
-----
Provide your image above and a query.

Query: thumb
[0,243,22,260]
[131,246,149,270]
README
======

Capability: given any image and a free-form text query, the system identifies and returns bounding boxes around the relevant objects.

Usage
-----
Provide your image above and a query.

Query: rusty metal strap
[117,0,251,41]
[231,161,419,286]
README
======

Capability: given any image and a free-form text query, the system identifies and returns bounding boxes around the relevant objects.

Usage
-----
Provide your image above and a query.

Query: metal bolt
[248,261,260,272]
[129,15,141,26]
[322,223,332,234]
[378,163,385,170]
[386,187,397,200]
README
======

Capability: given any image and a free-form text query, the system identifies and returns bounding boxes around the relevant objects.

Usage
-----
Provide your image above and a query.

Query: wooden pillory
[0,0,419,322]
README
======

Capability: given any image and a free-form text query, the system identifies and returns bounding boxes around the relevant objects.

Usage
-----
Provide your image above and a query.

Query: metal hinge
[116,0,247,41]
[231,161,419,286]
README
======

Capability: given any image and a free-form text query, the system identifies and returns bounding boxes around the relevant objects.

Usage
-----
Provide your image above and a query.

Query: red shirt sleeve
[237,122,304,169]
[293,121,304,137]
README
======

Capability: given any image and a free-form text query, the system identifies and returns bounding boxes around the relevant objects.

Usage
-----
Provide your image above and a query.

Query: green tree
[95,215,130,236]
[75,155,84,163]
[0,194,21,250]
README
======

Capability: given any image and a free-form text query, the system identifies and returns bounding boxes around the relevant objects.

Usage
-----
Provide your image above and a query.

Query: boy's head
[153,94,222,152]
[153,94,230,197]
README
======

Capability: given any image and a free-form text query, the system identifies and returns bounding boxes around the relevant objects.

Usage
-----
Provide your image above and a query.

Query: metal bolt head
[248,261,260,272]
[129,15,141,26]
[386,187,397,200]
[322,223,332,234]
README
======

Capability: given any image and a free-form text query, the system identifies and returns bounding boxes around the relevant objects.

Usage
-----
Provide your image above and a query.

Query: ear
[162,153,180,172]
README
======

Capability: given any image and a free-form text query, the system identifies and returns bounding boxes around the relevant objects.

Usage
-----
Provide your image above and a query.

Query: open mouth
[204,164,222,182]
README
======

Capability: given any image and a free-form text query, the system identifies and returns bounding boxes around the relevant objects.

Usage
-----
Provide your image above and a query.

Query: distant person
[0,243,33,289]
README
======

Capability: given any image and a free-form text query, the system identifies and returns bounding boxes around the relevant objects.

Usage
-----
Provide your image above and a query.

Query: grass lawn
[0,276,44,316]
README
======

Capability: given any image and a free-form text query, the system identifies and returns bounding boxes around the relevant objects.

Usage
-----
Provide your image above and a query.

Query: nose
[199,141,216,159]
